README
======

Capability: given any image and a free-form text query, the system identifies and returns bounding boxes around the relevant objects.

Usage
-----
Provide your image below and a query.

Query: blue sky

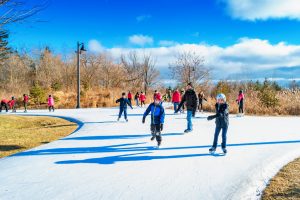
[6,0,300,81]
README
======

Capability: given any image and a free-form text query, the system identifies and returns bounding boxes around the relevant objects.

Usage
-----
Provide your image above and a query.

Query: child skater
[116,92,133,122]
[207,93,229,155]
[142,94,165,147]
[48,95,55,112]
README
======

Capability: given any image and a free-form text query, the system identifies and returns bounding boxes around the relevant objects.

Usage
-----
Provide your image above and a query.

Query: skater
[116,92,133,122]
[142,94,165,147]
[180,89,185,113]
[48,95,55,112]
[236,90,245,116]
[134,92,140,107]
[23,94,29,113]
[207,93,229,154]
[127,91,132,105]
[0,99,9,112]
[8,96,16,113]
[198,91,207,112]
[139,92,146,107]
[172,89,181,113]
[175,82,198,133]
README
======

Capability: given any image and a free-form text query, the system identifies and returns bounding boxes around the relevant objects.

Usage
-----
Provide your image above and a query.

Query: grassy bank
[0,115,78,158]
[262,157,300,200]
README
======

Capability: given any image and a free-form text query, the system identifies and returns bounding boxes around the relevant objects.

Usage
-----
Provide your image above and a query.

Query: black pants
[24,102,27,111]
[151,124,162,142]
[239,101,244,113]
[49,106,55,112]
[141,101,145,107]
[198,100,203,111]
[0,102,8,112]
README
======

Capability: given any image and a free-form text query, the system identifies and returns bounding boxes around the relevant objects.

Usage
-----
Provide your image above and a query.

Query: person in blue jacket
[116,92,133,122]
[142,94,165,147]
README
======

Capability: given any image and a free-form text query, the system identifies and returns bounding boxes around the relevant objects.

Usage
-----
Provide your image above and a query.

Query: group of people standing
[0,94,55,113]
[116,83,245,153]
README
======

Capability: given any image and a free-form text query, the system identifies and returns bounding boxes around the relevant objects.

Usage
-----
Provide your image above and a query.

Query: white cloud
[136,15,152,22]
[129,34,154,46]
[88,38,300,80]
[223,0,300,20]
[88,39,104,53]
[159,40,179,47]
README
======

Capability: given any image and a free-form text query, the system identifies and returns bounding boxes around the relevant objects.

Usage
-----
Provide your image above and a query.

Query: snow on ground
[0,106,299,200]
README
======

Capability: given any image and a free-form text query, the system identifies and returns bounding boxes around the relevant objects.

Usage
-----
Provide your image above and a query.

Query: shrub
[30,85,46,105]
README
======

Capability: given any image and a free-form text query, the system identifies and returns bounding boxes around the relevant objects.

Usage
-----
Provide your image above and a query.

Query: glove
[160,124,163,131]
[142,117,145,124]
[207,115,214,121]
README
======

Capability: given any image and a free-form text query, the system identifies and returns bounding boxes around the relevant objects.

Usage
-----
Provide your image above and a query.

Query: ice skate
[209,147,216,154]
[222,148,227,154]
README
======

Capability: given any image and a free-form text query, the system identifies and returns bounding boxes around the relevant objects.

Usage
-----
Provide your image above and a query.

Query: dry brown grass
[262,157,300,200]
[0,115,77,158]
[202,90,300,116]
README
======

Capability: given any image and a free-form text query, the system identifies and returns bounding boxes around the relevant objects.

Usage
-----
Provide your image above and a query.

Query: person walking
[127,91,133,105]
[175,83,198,133]
[23,94,29,113]
[139,92,146,107]
[8,96,16,113]
[0,99,9,112]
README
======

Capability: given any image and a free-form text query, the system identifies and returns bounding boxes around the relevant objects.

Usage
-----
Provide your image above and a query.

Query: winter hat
[155,93,162,101]
[122,92,126,96]
[216,93,226,101]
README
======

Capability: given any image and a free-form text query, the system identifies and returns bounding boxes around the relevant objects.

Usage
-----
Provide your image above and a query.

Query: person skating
[180,89,185,113]
[0,99,9,112]
[142,94,165,147]
[23,94,29,113]
[236,90,245,116]
[134,92,140,107]
[8,96,16,113]
[153,90,159,100]
[116,92,133,122]
[198,91,207,113]
[207,93,229,154]
[139,92,146,107]
[172,89,181,113]
[127,91,132,105]
[175,83,198,133]
[48,95,55,112]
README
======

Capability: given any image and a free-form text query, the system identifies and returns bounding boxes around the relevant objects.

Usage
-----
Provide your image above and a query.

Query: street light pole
[76,42,86,109]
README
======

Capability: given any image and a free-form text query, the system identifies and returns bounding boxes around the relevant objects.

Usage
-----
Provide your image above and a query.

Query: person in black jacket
[207,93,229,154]
[175,82,198,133]
[116,92,133,122]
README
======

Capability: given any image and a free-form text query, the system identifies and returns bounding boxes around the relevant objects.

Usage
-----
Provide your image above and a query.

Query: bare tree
[120,51,143,87]
[169,51,210,86]
[141,54,159,94]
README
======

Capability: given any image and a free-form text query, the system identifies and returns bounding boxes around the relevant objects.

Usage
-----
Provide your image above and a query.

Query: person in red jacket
[23,94,29,113]
[127,91,132,105]
[8,96,16,113]
[0,99,9,112]
[172,89,181,113]
[153,90,159,100]
[139,92,146,107]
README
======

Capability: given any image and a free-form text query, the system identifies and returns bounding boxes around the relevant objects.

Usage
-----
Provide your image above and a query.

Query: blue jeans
[173,102,179,112]
[118,107,127,119]
[135,99,139,107]
[212,126,228,148]
[187,110,193,130]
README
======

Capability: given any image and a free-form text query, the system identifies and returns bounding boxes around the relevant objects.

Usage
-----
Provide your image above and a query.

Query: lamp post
[76,42,86,109]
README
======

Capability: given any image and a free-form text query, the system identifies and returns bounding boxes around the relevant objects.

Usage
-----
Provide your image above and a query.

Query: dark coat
[177,89,198,112]
[210,103,229,127]
[116,97,132,109]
